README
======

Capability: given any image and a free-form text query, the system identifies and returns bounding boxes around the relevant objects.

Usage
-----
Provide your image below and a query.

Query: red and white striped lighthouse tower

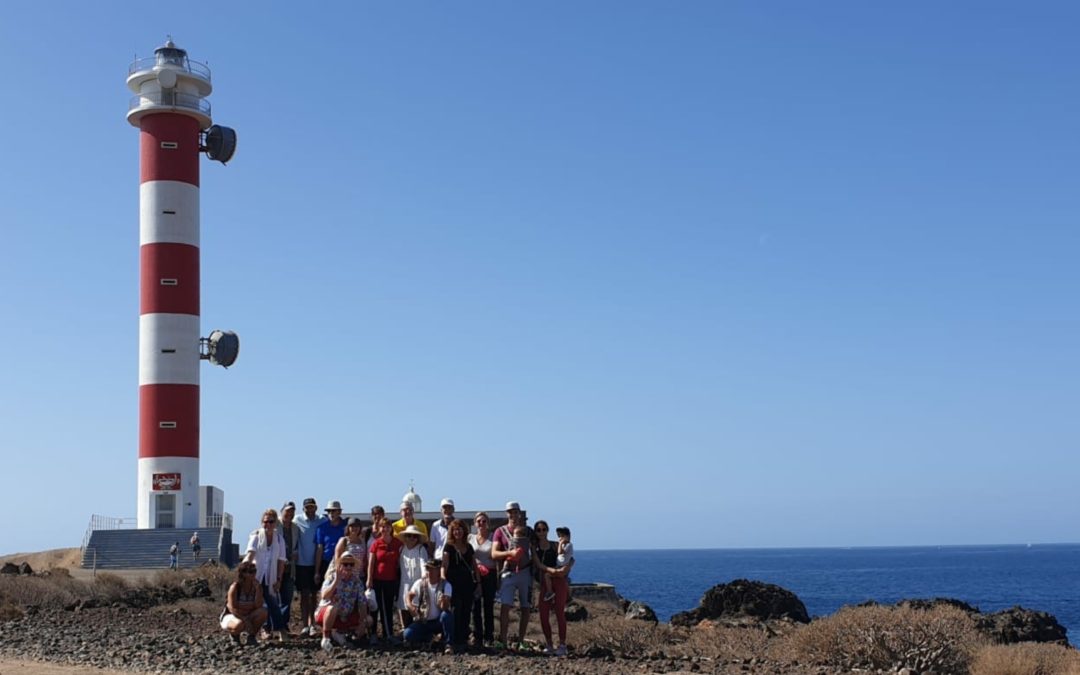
[127,40,238,529]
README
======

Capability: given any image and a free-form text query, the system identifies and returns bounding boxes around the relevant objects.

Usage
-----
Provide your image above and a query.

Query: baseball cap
[440,498,454,508]
[302,497,317,507]
[505,501,521,511]
[281,501,296,512]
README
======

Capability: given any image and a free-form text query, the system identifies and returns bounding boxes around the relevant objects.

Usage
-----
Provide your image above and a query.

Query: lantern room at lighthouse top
[127,39,213,129]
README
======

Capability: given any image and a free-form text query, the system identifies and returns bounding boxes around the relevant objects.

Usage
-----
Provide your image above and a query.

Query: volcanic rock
[670,579,810,626]
[565,601,588,622]
[624,601,658,623]
[979,606,1069,645]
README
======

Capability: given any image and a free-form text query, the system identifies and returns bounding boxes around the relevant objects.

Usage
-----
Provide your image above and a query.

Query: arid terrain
[2,550,1079,674]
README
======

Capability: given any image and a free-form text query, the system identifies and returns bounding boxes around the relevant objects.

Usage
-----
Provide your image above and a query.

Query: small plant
[572,615,675,656]
[970,642,1080,675]
[90,572,129,602]
[788,604,986,673]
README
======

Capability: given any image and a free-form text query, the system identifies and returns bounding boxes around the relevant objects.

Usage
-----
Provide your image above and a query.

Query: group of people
[219,498,576,656]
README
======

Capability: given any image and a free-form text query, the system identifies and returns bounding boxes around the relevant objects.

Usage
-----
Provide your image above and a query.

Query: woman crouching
[315,550,369,651]
[220,562,267,645]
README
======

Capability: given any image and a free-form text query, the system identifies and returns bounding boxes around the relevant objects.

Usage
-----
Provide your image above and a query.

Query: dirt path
[0,659,128,675]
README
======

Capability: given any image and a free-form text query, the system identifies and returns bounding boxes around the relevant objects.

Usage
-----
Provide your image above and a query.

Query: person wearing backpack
[492,501,534,650]
[403,559,454,652]
[169,541,180,570]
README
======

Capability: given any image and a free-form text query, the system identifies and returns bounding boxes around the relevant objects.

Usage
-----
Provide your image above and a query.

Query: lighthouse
[127,39,238,529]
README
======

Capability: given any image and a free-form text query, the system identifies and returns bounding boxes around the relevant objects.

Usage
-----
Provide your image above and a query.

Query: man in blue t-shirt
[314,499,347,589]
[294,498,325,636]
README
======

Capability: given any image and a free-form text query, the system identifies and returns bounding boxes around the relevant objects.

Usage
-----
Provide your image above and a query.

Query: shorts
[295,565,316,592]
[497,569,532,609]
[220,613,239,630]
[315,604,362,631]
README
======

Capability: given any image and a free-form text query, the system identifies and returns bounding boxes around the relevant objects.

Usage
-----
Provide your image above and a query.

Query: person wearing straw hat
[396,523,430,631]
[314,550,369,651]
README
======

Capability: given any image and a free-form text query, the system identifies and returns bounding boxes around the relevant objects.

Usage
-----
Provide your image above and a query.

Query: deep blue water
[572,545,1080,637]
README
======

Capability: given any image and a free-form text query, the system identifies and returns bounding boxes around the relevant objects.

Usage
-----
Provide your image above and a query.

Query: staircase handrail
[80,514,138,552]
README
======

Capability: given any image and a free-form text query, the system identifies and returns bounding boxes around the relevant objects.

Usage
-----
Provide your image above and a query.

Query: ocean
[572,545,1080,637]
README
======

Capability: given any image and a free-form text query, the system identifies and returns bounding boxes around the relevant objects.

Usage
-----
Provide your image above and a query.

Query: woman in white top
[396,524,429,630]
[468,511,497,646]
[243,508,288,641]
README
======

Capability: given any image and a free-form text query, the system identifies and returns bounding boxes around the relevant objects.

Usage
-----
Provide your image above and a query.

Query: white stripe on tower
[137,112,202,529]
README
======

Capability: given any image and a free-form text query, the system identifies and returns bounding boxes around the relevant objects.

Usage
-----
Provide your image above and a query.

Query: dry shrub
[0,574,88,610]
[197,563,234,599]
[89,572,129,603]
[0,590,23,622]
[788,604,986,673]
[571,615,674,655]
[668,623,773,660]
[971,643,1080,675]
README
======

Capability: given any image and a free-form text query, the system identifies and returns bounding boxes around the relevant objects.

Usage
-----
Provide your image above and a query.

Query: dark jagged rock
[671,579,810,626]
[17,562,33,576]
[624,601,658,623]
[896,597,981,614]
[979,606,1069,646]
[0,563,18,575]
[181,577,211,598]
[564,601,588,622]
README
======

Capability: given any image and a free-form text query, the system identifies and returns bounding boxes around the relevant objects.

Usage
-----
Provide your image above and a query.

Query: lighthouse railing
[80,514,138,553]
[128,56,211,81]
[128,92,211,116]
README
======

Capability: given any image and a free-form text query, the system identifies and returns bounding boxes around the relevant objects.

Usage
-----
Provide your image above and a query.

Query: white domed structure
[401,483,422,512]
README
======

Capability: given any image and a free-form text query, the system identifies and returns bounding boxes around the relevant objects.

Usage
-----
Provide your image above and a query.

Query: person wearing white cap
[391,501,428,539]
[493,500,533,650]
[396,524,430,631]
[429,498,455,561]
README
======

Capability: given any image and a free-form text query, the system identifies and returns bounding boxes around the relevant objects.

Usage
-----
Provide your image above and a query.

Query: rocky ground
[1,561,1075,674]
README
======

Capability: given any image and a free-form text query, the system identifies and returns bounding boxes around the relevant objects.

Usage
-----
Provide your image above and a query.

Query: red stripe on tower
[140,114,200,186]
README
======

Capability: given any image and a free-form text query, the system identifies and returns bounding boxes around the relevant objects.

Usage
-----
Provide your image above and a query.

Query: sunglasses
[535,527,548,532]
[262,520,276,525]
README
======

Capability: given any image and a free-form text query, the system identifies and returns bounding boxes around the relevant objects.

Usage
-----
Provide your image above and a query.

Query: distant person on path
[278,501,300,632]
[441,518,478,653]
[294,497,326,637]
[534,520,574,656]
[314,500,346,587]
[169,541,180,570]
[190,532,201,562]
[315,550,368,651]
[243,508,288,642]
[430,498,455,561]
[220,562,267,645]
[397,525,430,631]
[367,518,403,644]
[404,559,453,652]
[493,501,533,650]
[469,511,497,647]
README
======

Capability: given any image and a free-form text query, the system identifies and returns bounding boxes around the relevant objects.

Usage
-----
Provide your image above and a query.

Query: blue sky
[1,2,1077,554]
